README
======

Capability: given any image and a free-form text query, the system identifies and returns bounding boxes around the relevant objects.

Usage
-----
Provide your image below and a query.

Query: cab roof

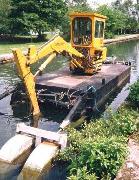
[69,12,107,19]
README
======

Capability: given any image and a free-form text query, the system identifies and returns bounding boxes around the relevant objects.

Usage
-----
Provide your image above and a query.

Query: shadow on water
[0,40,139,179]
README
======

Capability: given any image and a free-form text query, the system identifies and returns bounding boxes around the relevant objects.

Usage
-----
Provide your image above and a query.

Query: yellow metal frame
[69,12,107,74]
[12,48,40,127]
[12,36,83,125]
[12,13,108,124]
[70,12,107,48]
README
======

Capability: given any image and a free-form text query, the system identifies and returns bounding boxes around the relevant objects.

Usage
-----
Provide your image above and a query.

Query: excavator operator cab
[70,13,106,47]
[69,13,107,74]
[72,17,92,46]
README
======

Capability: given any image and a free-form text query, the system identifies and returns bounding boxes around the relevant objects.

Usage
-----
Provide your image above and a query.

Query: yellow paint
[69,12,107,74]
[12,36,83,123]
[28,36,83,65]
[12,13,108,122]
[72,58,84,69]
[34,53,57,77]
[12,48,41,126]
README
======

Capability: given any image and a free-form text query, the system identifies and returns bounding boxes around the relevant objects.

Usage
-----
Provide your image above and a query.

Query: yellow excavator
[12,12,107,125]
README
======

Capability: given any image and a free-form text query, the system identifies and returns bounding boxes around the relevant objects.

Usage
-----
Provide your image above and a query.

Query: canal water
[0,40,139,179]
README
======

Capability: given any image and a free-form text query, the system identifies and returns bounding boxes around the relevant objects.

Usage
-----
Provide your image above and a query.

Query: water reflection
[106,41,139,112]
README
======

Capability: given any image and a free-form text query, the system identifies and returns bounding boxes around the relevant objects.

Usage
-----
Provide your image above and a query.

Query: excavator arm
[27,35,83,64]
[12,35,83,127]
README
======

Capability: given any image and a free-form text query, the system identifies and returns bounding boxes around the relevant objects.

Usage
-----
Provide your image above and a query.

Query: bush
[67,136,127,179]
[128,80,139,107]
[58,107,138,179]
[67,167,97,180]
[105,31,114,39]
[81,108,138,138]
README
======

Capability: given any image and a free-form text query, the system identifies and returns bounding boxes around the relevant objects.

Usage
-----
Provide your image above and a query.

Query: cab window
[73,17,92,45]
[95,21,104,38]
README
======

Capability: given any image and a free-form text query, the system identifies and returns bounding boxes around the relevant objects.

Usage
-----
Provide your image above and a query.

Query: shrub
[67,136,127,179]
[81,107,138,139]
[67,167,97,180]
[58,107,138,179]
[128,80,139,107]
[105,31,114,39]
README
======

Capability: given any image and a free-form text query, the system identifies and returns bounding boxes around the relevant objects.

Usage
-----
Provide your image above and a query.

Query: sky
[87,0,115,7]
[87,0,136,7]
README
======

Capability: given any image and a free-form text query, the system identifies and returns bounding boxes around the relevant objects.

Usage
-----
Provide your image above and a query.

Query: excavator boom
[27,35,83,64]
[12,36,83,126]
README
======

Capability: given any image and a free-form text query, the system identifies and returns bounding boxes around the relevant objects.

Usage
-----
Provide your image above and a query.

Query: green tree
[122,0,133,13]
[97,5,127,38]
[68,0,92,12]
[10,0,68,39]
[0,0,11,35]
[61,0,92,40]
[113,0,138,33]
[134,2,139,32]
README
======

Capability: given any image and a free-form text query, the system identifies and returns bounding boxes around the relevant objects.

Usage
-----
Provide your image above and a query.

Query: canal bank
[104,34,139,45]
[52,69,139,179]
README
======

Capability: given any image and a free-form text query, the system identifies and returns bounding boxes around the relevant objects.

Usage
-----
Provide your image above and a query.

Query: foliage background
[0,0,139,39]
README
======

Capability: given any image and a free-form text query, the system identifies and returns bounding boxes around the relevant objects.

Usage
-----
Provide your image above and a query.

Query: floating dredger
[0,13,130,179]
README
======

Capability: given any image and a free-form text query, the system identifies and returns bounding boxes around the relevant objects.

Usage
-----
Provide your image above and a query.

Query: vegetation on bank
[128,80,139,107]
[57,80,139,179]
[0,41,43,55]
[97,1,139,38]
[0,0,139,41]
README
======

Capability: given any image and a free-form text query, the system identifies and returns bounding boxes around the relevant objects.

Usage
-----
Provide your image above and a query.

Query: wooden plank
[16,123,67,149]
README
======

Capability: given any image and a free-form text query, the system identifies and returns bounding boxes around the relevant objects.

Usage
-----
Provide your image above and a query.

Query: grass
[0,41,44,55]
[0,33,55,55]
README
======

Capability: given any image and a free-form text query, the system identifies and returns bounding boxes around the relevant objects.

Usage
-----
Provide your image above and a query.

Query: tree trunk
[37,30,45,41]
